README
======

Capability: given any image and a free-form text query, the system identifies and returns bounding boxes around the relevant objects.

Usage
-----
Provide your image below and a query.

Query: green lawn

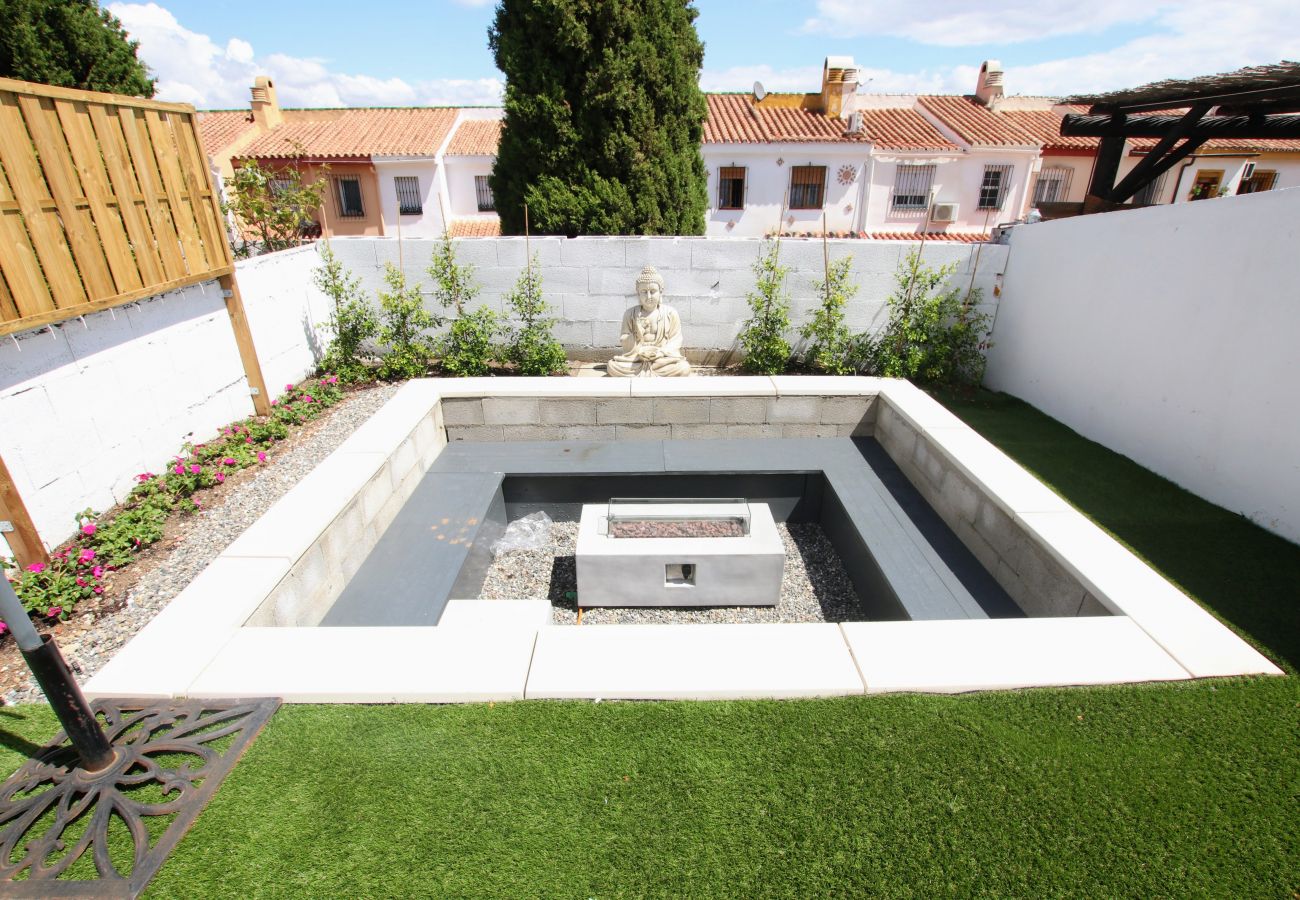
[2,390,1296,897]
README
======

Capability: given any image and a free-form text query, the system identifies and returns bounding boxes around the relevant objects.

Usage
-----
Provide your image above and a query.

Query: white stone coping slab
[1014,511,1282,678]
[84,376,1282,705]
[438,598,553,630]
[768,375,886,396]
[843,618,1191,693]
[525,623,864,700]
[185,627,538,703]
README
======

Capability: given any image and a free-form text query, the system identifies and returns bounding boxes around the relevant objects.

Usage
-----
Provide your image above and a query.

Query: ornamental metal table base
[0,697,279,898]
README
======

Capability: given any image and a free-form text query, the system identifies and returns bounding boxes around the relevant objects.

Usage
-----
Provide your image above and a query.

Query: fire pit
[575,498,784,608]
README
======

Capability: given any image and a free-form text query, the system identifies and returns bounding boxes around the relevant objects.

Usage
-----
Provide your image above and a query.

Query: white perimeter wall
[0,245,333,553]
[985,186,1300,545]
[325,235,1006,356]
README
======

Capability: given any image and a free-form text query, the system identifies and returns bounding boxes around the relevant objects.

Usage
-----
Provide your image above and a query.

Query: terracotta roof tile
[446,119,502,155]
[197,110,255,157]
[449,218,501,237]
[239,108,459,159]
[999,109,1098,151]
[865,231,988,242]
[704,94,867,144]
[919,96,1037,147]
[857,108,958,151]
[1129,135,1300,153]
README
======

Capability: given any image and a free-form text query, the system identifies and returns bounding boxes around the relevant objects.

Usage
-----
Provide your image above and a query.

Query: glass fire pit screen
[603,497,752,539]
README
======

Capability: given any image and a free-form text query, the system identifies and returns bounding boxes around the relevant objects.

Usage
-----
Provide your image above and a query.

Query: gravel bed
[3,382,401,705]
[480,518,865,625]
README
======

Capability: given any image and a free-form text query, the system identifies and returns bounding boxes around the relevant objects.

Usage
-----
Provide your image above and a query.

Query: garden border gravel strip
[2,382,402,705]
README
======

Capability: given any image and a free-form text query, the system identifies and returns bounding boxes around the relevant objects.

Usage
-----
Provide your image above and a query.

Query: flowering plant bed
[1,377,344,630]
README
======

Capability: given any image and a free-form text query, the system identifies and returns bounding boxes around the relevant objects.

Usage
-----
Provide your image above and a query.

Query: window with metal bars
[268,177,293,196]
[394,176,422,214]
[474,176,495,212]
[717,167,746,209]
[1032,167,1073,204]
[1133,169,1171,205]
[977,164,1012,209]
[891,164,935,210]
[1237,169,1278,194]
[334,176,364,218]
[788,165,826,209]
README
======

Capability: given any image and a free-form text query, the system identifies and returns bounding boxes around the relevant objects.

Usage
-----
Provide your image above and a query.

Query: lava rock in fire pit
[609,519,745,539]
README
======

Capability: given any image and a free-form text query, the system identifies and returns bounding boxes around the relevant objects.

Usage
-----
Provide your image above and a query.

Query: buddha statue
[606,265,691,377]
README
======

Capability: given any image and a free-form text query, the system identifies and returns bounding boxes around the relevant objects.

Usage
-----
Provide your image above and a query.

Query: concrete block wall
[325,236,1006,361]
[0,245,335,555]
[873,397,1106,618]
[247,387,446,628]
[441,394,878,443]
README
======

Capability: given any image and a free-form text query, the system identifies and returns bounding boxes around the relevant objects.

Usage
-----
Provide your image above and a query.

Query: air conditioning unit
[930,202,958,223]
[846,112,863,134]
[1241,162,1256,180]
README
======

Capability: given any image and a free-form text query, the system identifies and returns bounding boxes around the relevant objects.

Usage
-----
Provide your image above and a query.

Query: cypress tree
[488,0,708,236]
[0,0,155,97]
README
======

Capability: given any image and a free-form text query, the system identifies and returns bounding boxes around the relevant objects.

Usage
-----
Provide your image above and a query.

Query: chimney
[975,60,1004,109]
[821,56,859,119]
[250,76,282,130]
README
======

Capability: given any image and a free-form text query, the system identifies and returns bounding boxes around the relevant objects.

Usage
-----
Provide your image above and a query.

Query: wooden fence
[0,78,270,567]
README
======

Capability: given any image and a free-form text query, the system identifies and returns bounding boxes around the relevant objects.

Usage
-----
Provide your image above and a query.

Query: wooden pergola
[1060,61,1300,213]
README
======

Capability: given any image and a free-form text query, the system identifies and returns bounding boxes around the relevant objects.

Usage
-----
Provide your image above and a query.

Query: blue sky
[109,1,1300,109]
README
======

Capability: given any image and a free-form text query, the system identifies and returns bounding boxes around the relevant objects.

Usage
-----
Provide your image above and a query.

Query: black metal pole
[22,636,116,772]
[2,578,115,773]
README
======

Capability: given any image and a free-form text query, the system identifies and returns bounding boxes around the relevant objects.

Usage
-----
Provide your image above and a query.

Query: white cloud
[109,3,504,109]
[785,0,1300,99]
[801,0,1163,46]
[700,63,971,95]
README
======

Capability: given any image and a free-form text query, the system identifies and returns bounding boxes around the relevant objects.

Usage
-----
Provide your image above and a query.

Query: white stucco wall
[442,156,497,221]
[985,186,1300,545]
[373,160,444,238]
[0,245,333,553]
[326,235,1006,358]
[703,145,868,237]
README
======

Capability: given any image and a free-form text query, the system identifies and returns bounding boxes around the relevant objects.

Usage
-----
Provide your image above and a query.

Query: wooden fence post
[217,272,270,417]
[0,453,46,569]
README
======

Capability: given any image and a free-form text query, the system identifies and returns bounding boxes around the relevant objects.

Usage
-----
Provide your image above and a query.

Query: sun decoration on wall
[837,164,857,186]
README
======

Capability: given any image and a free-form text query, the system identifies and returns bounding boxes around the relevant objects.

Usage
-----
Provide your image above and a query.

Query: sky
[108,0,1300,110]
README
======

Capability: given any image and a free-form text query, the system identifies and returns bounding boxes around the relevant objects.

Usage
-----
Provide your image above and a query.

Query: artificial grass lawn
[0,389,1295,897]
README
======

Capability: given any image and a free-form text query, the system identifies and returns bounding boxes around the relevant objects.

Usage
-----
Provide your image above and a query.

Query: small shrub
[503,256,567,375]
[315,244,378,384]
[223,158,325,257]
[376,264,440,380]
[2,549,105,620]
[801,256,857,375]
[738,240,792,374]
[855,249,992,386]
[428,233,499,376]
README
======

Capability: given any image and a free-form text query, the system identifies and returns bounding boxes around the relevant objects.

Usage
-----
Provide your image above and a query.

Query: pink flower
[174,464,185,475]
[81,523,97,536]
[284,383,294,391]
[223,457,237,466]
[136,472,155,483]
[76,577,87,586]
[79,549,95,563]
[257,452,267,463]
[91,566,105,578]
[215,472,225,483]
[193,499,202,508]
[0,622,7,635]
[47,606,62,618]
[189,464,202,475]
[245,437,253,444]
[26,563,45,574]
[270,400,278,407]
[302,394,314,403]
[93,587,103,595]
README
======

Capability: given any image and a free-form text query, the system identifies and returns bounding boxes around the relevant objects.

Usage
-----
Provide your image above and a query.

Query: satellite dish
[753,81,767,102]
